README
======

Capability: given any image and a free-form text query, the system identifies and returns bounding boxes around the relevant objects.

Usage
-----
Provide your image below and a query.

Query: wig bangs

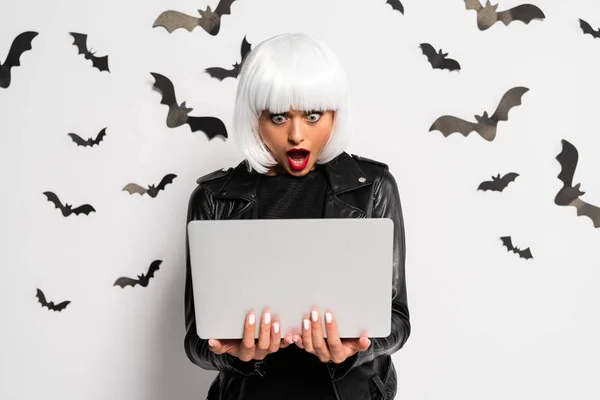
[246,46,347,116]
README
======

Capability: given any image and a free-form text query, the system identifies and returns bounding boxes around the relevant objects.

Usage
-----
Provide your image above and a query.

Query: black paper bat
[122,173,177,198]
[114,260,162,288]
[153,0,237,35]
[419,43,461,72]
[500,236,533,259]
[69,32,110,72]
[68,127,106,147]
[150,72,228,139]
[465,0,545,31]
[579,18,600,39]
[205,35,252,81]
[0,31,38,89]
[386,0,404,14]
[429,86,529,141]
[554,139,600,228]
[477,172,519,192]
[36,288,70,312]
[43,191,96,216]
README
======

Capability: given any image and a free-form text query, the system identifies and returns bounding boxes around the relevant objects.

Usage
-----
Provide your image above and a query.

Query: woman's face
[258,108,334,176]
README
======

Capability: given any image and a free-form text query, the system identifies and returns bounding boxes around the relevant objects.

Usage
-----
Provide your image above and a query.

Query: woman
[184,32,411,400]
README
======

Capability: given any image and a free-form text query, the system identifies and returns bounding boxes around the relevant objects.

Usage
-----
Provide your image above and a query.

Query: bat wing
[240,35,252,60]
[123,183,148,195]
[497,4,546,26]
[69,32,89,55]
[385,0,404,14]
[152,10,202,33]
[205,66,237,81]
[67,133,90,146]
[93,128,107,145]
[51,300,71,311]
[518,248,533,259]
[572,198,600,228]
[477,180,497,191]
[579,18,600,38]
[187,116,228,139]
[36,288,48,307]
[500,236,515,251]
[464,0,482,11]
[146,260,162,278]
[91,54,110,72]
[43,191,63,209]
[441,58,461,72]
[150,72,178,107]
[489,86,529,122]
[3,31,38,69]
[71,204,95,215]
[499,172,519,188]
[419,43,437,66]
[214,0,237,16]
[429,115,477,137]
[156,174,177,191]
[556,139,578,188]
[114,277,138,288]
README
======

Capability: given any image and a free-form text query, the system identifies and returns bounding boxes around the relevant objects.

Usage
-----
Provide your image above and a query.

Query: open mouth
[286,148,310,171]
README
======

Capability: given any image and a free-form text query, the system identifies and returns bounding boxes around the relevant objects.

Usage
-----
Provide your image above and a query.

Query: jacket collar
[214,152,373,200]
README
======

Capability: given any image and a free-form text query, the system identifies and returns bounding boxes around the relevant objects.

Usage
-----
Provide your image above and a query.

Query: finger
[341,337,370,358]
[268,315,281,354]
[310,308,331,362]
[293,334,304,349]
[254,310,272,360]
[238,311,257,362]
[301,313,314,353]
[358,336,372,351]
[207,338,225,354]
[280,335,295,349]
[323,310,345,363]
[208,339,237,356]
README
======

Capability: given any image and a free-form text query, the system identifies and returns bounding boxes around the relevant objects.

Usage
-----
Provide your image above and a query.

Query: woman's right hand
[207,310,294,361]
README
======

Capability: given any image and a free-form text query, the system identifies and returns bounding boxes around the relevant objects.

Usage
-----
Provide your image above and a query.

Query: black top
[243,165,337,400]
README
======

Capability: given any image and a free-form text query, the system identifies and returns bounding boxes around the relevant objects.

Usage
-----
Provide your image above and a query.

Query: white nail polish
[264,313,271,324]
[273,322,279,334]
[303,319,310,331]
[311,310,318,322]
[325,312,332,323]
[208,340,214,347]
[248,314,255,325]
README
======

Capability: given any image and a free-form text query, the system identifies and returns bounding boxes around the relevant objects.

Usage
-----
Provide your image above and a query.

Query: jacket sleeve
[331,168,411,381]
[183,183,258,375]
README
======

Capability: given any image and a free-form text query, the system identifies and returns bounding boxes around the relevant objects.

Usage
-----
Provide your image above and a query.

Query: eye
[269,114,286,124]
[306,111,322,122]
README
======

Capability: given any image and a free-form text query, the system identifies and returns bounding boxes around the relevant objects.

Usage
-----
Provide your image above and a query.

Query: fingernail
[325,312,332,323]
[264,312,271,324]
[248,314,255,325]
[208,340,214,347]
[367,339,371,346]
[311,310,318,322]
[273,322,279,334]
[303,319,310,331]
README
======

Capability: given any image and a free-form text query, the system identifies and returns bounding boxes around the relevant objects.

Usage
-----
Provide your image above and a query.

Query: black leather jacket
[184,152,411,400]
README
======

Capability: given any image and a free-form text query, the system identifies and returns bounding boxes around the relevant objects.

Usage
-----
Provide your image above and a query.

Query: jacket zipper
[327,363,342,400]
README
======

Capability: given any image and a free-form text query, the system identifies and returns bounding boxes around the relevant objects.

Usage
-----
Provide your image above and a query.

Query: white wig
[231,32,352,174]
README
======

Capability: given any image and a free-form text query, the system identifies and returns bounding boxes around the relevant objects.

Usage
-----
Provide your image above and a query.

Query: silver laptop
[187,218,394,340]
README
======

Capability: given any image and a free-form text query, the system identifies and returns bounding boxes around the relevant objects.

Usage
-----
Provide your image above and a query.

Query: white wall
[2,0,600,399]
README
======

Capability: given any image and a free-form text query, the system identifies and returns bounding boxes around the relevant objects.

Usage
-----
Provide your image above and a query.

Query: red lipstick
[286,148,310,171]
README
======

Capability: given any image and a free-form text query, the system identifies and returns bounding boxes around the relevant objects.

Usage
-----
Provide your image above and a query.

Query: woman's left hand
[293,308,371,364]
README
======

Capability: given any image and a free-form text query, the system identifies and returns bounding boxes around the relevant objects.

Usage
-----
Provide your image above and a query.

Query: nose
[287,118,305,145]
